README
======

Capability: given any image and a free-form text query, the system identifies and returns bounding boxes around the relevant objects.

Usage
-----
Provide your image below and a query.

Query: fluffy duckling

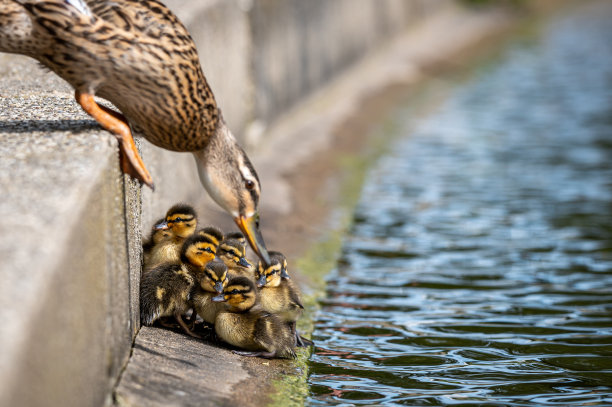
[190,259,229,325]
[225,232,247,253]
[197,225,224,247]
[144,204,198,271]
[212,277,296,359]
[217,238,254,280]
[142,217,172,266]
[255,251,312,347]
[140,233,217,337]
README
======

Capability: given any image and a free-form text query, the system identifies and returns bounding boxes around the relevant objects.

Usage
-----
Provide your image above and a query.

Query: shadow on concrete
[0,119,100,133]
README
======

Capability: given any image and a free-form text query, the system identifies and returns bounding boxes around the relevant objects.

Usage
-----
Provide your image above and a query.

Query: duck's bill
[214,281,224,293]
[212,293,226,303]
[238,257,252,268]
[235,213,271,267]
[256,274,267,288]
[154,220,169,230]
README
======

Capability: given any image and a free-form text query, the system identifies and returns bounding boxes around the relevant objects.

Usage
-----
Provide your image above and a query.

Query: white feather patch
[65,0,91,16]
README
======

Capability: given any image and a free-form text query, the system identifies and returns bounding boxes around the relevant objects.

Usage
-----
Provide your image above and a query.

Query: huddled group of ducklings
[140,203,312,359]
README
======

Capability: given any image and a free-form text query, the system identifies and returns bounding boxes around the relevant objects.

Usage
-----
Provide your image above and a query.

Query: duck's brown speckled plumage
[2,0,218,151]
[0,0,272,267]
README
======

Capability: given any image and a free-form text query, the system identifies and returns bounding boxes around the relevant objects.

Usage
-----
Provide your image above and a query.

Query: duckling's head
[199,259,228,294]
[255,251,290,288]
[225,232,247,254]
[212,276,257,312]
[197,226,224,247]
[156,204,198,239]
[151,217,173,244]
[218,238,252,270]
[180,234,218,268]
[192,116,270,267]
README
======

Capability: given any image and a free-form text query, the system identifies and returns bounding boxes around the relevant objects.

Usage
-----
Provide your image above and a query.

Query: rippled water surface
[308,3,612,405]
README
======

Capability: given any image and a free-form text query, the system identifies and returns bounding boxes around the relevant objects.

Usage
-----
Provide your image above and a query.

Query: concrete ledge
[0,55,141,406]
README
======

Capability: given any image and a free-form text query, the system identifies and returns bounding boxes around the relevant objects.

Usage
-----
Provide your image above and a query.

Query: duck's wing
[86,0,191,40]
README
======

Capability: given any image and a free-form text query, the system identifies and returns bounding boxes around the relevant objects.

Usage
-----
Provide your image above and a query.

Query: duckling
[225,232,247,253]
[197,226,224,248]
[190,259,229,325]
[217,238,254,280]
[140,233,217,337]
[255,251,312,347]
[212,276,296,359]
[144,204,198,271]
[142,217,172,267]
[0,0,271,267]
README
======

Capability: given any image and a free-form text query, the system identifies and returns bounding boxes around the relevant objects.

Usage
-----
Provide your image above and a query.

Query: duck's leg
[174,312,201,339]
[75,90,155,189]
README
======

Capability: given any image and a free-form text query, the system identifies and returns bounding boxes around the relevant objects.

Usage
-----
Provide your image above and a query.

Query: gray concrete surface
[0,0,534,406]
[0,55,142,407]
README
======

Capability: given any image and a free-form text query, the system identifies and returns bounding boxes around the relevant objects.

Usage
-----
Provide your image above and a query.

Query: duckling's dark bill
[235,214,271,266]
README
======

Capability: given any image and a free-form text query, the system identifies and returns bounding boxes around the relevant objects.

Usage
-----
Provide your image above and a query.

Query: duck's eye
[245,180,255,190]
[230,289,239,294]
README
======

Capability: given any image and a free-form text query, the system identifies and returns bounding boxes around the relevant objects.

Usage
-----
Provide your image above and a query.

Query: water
[308,2,612,405]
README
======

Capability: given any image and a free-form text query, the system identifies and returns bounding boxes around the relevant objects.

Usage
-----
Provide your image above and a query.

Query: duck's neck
[192,119,244,217]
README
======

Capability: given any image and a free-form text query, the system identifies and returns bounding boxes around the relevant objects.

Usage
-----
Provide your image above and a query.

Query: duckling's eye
[230,289,239,294]
[245,180,255,190]
[174,217,183,222]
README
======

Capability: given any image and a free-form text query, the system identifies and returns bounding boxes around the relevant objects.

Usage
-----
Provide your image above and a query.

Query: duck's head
[150,217,173,244]
[199,259,228,294]
[180,234,218,268]
[212,276,257,312]
[197,226,224,247]
[218,238,253,270]
[255,251,290,288]
[192,118,270,267]
[156,204,198,239]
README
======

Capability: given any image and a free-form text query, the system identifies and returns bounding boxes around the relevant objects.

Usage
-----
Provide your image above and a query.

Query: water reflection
[308,2,612,405]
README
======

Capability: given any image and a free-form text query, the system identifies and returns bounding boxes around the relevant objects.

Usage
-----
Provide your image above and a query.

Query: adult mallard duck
[0,0,270,265]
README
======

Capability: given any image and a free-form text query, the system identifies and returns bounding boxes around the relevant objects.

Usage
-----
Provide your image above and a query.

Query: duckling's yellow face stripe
[167,214,197,238]
[219,244,251,268]
[185,242,216,266]
[256,263,282,287]
[225,284,254,307]
[220,244,240,258]
[203,269,228,291]
[200,232,220,246]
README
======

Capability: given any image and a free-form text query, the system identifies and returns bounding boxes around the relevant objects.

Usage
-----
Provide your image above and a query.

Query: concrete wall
[0,54,143,406]
[0,1,456,406]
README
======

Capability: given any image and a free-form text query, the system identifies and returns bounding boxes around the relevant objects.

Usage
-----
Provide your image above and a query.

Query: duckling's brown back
[140,263,194,325]
[145,237,183,271]
[214,310,260,351]
[258,279,304,323]
[251,307,296,359]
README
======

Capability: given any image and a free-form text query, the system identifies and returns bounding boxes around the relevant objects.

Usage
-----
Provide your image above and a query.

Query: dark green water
[308,2,612,405]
